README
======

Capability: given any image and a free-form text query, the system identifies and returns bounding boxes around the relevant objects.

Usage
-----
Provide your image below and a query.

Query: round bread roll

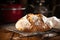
[15,13,51,32]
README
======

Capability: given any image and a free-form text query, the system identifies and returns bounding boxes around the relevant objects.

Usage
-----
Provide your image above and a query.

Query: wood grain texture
[0,23,60,40]
[0,29,60,40]
[12,33,42,40]
[0,29,13,40]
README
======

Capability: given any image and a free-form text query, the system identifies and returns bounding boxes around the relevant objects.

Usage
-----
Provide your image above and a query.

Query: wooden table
[0,23,60,40]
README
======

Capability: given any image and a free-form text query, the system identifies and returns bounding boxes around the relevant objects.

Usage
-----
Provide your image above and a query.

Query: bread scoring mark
[35,20,40,25]
[32,15,39,22]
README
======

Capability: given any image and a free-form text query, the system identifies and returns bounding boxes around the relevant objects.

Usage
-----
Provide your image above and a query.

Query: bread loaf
[15,13,51,32]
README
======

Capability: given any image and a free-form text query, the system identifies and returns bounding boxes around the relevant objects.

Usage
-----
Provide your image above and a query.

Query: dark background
[0,0,60,24]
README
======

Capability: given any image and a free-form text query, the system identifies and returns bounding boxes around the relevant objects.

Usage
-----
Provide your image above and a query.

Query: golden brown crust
[26,13,50,32]
[16,13,51,32]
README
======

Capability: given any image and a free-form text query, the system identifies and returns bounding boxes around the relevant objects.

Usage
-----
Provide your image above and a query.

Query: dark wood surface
[0,23,60,40]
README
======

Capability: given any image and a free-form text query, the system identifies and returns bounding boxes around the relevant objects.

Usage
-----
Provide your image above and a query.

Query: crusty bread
[15,13,51,32]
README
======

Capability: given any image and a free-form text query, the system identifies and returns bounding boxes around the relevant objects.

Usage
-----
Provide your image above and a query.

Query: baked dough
[15,13,52,32]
